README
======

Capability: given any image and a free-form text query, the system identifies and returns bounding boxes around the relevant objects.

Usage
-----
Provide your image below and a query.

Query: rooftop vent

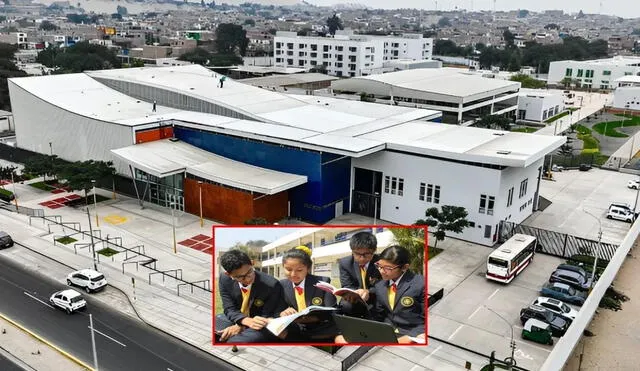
[500,248,511,253]
[497,150,511,155]
[493,133,505,136]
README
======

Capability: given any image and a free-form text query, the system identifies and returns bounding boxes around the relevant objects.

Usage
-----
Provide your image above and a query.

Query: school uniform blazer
[338,254,383,297]
[280,274,337,311]
[219,270,285,326]
[372,271,425,337]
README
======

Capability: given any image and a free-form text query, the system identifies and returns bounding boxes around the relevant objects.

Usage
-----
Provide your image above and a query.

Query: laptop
[333,314,399,343]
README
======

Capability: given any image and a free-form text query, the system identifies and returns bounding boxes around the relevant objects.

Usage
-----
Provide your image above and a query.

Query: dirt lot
[564,240,640,370]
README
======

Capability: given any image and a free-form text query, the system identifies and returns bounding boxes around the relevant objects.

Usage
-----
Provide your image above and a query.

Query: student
[371,245,425,343]
[216,249,285,343]
[337,231,382,317]
[279,246,338,342]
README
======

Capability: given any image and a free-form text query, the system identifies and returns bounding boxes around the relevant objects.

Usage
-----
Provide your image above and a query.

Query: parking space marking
[447,324,464,340]
[468,306,482,320]
[23,292,54,309]
[487,288,500,301]
[88,326,127,347]
[424,345,443,361]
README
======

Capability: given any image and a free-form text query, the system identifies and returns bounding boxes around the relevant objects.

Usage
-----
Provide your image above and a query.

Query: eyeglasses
[353,251,374,258]
[374,263,400,272]
[231,267,255,281]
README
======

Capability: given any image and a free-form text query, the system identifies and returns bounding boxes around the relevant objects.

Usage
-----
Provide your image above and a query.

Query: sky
[308,0,639,19]
[214,227,301,250]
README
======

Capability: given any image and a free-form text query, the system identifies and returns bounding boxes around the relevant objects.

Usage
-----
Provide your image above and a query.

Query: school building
[8,64,564,246]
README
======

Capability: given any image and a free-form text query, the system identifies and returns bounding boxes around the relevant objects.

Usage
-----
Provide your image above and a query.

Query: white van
[607,205,635,223]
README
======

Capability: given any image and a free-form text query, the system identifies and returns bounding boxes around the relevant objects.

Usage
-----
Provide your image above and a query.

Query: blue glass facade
[174,127,350,223]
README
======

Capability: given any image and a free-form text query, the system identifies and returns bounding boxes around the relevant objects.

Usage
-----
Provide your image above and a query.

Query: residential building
[517,89,565,122]
[612,76,640,112]
[548,56,640,90]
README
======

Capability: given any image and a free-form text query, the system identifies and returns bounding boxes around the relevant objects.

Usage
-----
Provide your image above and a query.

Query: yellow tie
[360,265,367,290]
[240,287,250,316]
[388,283,397,310]
[295,285,307,310]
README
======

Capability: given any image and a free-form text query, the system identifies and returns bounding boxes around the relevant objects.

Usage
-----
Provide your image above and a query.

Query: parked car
[0,231,14,249]
[519,305,569,337]
[49,289,86,314]
[541,282,588,305]
[579,163,592,171]
[628,180,640,190]
[66,269,107,293]
[552,164,564,172]
[607,204,635,223]
[556,263,588,277]
[522,318,554,345]
[532,296,579,324]
[549,268,592,291]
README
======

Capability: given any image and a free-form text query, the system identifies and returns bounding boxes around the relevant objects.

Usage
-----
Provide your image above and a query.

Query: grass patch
[29,181,56,191]
[575,124,591,135]
[55,236,77,245]
[66,194,111,208]
[592,115,640,138]
[97,247,118,257]
[0,188,13,197]
[429,246,444,259]
[544,111,570,123]
[511,127,538,133]
[575,124,600,152]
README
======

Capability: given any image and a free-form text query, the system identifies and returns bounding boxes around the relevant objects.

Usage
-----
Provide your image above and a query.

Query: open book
[266,306,337,336]
[408,336,426,344]
[314,281,366,304]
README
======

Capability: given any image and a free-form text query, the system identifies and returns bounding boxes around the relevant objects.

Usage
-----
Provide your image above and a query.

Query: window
[565,68,572,76]
[349,46,357,52]
[507,187,514,207]
[519,179,529,198]
[487,196,495,215]
[479,195,487,214]
[577,69,583,77]
[484,225,492,238]
[384,176,404,196]
[434,186,440,203]
[603,70,611,76]
[419,183,425,201]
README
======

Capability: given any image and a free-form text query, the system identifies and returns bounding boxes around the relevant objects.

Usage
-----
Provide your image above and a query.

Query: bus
[486,233,537,283]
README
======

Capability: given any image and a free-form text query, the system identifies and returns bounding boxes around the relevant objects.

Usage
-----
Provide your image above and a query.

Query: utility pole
[86,208,98,271]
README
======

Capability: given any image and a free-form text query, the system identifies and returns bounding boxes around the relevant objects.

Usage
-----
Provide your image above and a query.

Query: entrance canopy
[111,139,307,195]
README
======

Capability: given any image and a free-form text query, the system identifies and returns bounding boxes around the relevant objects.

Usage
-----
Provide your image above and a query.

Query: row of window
[276,43,359,53]
[382,176,441,204]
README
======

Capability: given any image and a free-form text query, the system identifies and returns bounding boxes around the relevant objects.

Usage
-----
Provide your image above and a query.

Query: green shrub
[567,254,609,269]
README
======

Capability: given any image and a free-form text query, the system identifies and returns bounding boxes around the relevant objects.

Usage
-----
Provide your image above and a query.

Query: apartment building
[273,30,433,77]
[548,56,640,90]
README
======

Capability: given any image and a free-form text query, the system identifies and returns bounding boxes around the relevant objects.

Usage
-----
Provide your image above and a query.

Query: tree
[476,114,512,131]
[389,227,425,275]
[23,154,61,181]
[510,73,546,89]
[39,21,59,31]
[57,160,115,202]
[415,206,470,249]
[558,143,573,156]
[243,19,255,27]
[326,13,343,35]
[215,23,249,56]
[560,77,573,88]
[117,5,128,16]
[0,43,28,111]
[230,242,260,260]
[437,17,451,28]
[244,217,268,225]
[36,42,120,72]
[178,47,211,65]
[503,29,516,48]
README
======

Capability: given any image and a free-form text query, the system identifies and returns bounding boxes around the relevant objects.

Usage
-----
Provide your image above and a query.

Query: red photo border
[211,224,429,347]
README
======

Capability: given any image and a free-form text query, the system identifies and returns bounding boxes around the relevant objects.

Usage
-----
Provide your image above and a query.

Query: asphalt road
[0,255,242,371]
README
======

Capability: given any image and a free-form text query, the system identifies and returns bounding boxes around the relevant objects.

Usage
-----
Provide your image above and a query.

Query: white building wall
[383,35,433,61]
[548,59,640,89]
[352,150,544,246]
[518,92,564,122]
[612,87,640,110]
[8,81,134,175]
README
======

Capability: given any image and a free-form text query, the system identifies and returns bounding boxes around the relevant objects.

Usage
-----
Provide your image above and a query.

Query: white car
[607,205,635,223]
[628,180,640,190]
[532,296,579,323]
[49,289,87,314]
[66,269,107,293]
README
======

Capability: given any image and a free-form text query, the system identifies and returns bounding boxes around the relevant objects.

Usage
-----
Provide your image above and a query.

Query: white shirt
[293,278,306,291]
[389,271,407,288]
[238,282,252,292]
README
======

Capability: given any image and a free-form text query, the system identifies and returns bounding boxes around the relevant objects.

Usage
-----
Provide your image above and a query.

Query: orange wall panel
[254,191,288,223]
[135,127,174,144]
[183,178,254,225]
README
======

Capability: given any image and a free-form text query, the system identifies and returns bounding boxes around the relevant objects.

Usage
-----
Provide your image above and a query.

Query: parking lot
[525,168,638,245]
[429,253,567,370]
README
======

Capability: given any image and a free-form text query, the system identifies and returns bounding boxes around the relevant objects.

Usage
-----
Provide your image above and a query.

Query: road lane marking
[487,288,500,301]
[424,345,442,361]
[88,327,127,347]
[23,292,55,309]
[468,306,482,320]
[448,324,464,340]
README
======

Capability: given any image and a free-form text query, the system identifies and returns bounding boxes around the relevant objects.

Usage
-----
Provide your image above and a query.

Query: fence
[499,221,618,261]
[545,153,602,168]
[0,201,44,217]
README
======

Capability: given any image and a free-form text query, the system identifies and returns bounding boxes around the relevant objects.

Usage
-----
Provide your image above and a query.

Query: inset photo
[212,225,428,346]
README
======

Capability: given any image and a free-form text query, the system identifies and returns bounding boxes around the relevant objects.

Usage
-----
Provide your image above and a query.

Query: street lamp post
[86,207,98,271]
[92,180,99,227]
[170,200,177,254]
[10,171,18,211]
[485,306,516,370]
[582,209,602,292]
[198,181,203,228]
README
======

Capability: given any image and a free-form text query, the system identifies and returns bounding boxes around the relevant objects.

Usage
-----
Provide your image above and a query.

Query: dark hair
[220,249,252,273]
[379,245,410,266]
[282,247,313,269]
[350,231,377,251]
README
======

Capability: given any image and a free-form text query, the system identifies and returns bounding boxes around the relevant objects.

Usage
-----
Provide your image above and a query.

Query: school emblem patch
[253,299,264,307]
[311,297,323,305]
[400,296,414,307]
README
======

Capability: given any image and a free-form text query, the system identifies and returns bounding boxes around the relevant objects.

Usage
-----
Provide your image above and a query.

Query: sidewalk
[536,92,610,136]
[0,179,356,371]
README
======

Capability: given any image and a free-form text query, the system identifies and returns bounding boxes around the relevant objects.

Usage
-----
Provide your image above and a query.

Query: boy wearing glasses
[216,249,285,343]
[337,231,382,317]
